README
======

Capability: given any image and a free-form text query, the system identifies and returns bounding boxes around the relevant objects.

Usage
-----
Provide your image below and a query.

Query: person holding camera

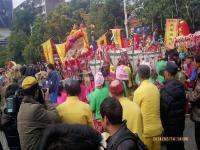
[1,83,22,150]
[17,76,59,150]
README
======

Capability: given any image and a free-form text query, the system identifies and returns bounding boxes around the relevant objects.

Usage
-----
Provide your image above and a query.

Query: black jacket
[160,79,186,132]
[106,122,138,150]
[1,110,21,150]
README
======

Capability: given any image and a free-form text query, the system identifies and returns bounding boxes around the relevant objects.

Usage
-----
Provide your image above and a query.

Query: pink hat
[116,65,129,80]
[94,72,105,87]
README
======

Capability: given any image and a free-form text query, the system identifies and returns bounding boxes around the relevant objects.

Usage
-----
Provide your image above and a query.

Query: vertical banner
[41,39,54,64]
[55,43,66,65]
[111,29,123,48]
[164,19,180,49]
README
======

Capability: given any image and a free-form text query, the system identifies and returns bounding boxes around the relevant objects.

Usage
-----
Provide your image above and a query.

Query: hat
[165,62,178,75]
[109,80,124,96]
[116,65,133,88]
[22,76,38,90]
[94,72,104,87]
[116,65,129,81]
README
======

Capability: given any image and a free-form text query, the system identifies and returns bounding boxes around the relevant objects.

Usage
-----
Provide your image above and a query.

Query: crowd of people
[0,49,200,150]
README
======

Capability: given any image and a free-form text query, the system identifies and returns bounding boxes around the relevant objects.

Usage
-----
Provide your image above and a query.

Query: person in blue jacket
[47,64,60,103]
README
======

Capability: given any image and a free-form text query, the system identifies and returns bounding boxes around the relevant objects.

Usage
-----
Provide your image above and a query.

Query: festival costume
[56,96,94,128]
[133,80,163,150]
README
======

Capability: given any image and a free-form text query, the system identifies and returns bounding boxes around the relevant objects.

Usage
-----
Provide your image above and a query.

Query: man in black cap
[160,62,187,150]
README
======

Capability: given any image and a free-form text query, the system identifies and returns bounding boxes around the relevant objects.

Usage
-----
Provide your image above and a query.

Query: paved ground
[161,115,197,150]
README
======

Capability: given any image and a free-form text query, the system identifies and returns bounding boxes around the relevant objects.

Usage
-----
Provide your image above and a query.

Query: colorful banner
[111,29,123,48]
[165,19,180,49]
[55,43,66,65]
[41,39,54,64]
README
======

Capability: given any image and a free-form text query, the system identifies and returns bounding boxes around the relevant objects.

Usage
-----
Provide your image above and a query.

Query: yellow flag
[55,43,66,65]
[96,33,108,47]
[41,39,54,64]
[81,27,89,48]
[164,19,180,49]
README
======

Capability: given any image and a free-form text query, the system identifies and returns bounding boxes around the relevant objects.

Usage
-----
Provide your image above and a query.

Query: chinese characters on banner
[165,19,180,49]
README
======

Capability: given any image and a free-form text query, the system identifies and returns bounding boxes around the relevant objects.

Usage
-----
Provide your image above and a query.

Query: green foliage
[7,31,28,63]
[23,17,50,64]
[0,46,7,67]
[89,0,124,37]
[12,0,36,35]
[7,0,200,65]
[132,0,200,31]
[47,3,74,43]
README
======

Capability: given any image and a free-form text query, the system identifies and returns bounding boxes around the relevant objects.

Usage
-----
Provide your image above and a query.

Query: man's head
[39,124,102,150]
[5,83,20,99]
[138,65,150,81]
[47,64,54,74]
[22,76,45,104]
[100,97,123,132]
[109,80,124,97]
[64,79,81,96]
[164,62,178,80]
[194,54,200,69]
[185,54,194,65]
[168,49,179,62]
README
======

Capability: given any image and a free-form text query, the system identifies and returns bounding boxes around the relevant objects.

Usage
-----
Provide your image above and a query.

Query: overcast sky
[13,0,25,8]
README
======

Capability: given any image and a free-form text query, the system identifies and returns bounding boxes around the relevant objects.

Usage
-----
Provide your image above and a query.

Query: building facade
[0,0,12,46]
[35,0,64,17]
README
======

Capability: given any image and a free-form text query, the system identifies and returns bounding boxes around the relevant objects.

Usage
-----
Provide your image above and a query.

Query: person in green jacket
[89,72,109,132]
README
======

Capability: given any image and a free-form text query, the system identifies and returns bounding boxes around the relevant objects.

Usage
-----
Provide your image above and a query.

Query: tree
[7,31,29,63]
[0,46,7,67]
[23,17,50,64]
[11,0,36,35]
[89,0,124,37]
[132,0,200,31]
[47,3,74,43]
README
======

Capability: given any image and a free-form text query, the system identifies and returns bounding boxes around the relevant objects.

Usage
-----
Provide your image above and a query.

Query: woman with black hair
[39,124,103,150]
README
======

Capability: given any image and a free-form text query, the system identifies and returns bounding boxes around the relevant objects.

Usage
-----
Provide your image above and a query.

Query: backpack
[113,133,149,150]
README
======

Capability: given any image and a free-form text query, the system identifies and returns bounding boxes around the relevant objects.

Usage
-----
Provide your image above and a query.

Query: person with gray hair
[133,65,163,150]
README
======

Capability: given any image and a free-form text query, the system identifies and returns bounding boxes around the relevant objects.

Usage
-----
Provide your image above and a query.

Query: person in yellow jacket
[133,65,163,150]
[56,79,94,128]
[109,79,143,140]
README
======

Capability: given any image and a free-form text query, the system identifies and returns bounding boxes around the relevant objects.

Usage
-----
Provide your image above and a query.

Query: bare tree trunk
[174,0,178,17]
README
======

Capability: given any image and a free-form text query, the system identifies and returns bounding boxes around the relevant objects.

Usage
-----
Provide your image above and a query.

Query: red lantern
[179,20,190,36]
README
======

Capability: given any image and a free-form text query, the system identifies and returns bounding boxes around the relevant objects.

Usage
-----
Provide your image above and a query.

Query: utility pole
[124,0,129,38]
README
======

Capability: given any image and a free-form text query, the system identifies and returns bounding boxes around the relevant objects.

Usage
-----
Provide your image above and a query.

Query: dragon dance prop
[65,24,89,55]
[174,31,200,52]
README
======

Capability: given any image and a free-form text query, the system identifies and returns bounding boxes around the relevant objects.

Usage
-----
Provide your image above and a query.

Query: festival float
[41,23,164,78]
